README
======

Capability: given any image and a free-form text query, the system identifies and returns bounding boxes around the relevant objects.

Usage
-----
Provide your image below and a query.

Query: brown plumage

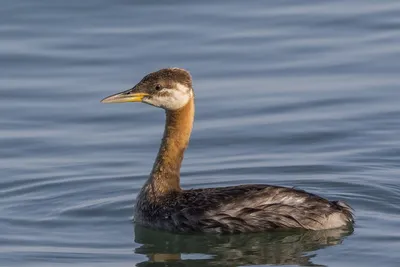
[101,68,354,233]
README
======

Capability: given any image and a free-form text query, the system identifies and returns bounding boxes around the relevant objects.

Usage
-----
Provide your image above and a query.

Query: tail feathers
[333,200,354,224]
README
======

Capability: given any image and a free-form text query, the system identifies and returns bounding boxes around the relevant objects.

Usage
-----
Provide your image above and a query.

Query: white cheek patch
[144,83,192,111]
[176,83,192,95]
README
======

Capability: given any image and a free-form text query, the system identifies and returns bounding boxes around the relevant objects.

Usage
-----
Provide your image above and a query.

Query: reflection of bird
[134,224,353,267]
[102,68,354,233]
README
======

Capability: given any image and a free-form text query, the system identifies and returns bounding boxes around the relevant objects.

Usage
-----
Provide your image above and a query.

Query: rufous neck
[145,97,195,196]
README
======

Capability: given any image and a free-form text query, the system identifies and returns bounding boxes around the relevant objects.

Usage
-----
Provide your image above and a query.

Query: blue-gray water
[1,1,400,266]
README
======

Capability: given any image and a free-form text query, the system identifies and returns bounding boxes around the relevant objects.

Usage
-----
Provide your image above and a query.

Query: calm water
[1,1,400,266]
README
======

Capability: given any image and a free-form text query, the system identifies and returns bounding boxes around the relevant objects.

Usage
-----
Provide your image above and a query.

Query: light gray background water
[1,1,400,266]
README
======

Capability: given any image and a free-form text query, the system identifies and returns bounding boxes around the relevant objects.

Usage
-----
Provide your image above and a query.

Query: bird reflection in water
[134,224,353,267]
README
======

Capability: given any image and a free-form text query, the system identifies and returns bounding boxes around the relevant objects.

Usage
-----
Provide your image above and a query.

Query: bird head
[101,68,193,111]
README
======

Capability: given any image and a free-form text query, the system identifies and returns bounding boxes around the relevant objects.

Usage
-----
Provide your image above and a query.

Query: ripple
[2,0,400,266]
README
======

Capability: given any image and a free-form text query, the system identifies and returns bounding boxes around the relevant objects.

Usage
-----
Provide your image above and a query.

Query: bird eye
[155,84,162,91]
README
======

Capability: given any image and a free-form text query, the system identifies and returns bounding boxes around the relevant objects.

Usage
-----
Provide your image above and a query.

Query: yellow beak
[101,91,149,103]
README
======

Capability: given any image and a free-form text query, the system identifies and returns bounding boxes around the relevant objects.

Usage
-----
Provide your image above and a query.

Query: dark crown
[141,68,192,89]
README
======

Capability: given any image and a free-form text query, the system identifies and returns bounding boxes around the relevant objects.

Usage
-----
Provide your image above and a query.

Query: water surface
[1,1,400,266]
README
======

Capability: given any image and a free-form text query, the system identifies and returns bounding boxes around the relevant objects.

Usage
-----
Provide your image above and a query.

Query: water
[1,1,400,266]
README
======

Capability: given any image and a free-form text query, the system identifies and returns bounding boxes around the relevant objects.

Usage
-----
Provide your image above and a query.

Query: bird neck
[144,97,195,197]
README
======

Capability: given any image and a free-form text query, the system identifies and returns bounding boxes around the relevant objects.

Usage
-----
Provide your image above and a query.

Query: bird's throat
[144,97,195,198]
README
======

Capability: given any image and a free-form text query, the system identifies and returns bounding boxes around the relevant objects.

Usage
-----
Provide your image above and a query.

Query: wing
[170,185,353,233]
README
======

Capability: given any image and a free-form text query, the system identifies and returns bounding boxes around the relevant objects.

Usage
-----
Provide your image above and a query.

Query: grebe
[101,68,354,233]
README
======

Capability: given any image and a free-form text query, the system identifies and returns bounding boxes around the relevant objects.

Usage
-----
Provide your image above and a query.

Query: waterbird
[101,68,354,233]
